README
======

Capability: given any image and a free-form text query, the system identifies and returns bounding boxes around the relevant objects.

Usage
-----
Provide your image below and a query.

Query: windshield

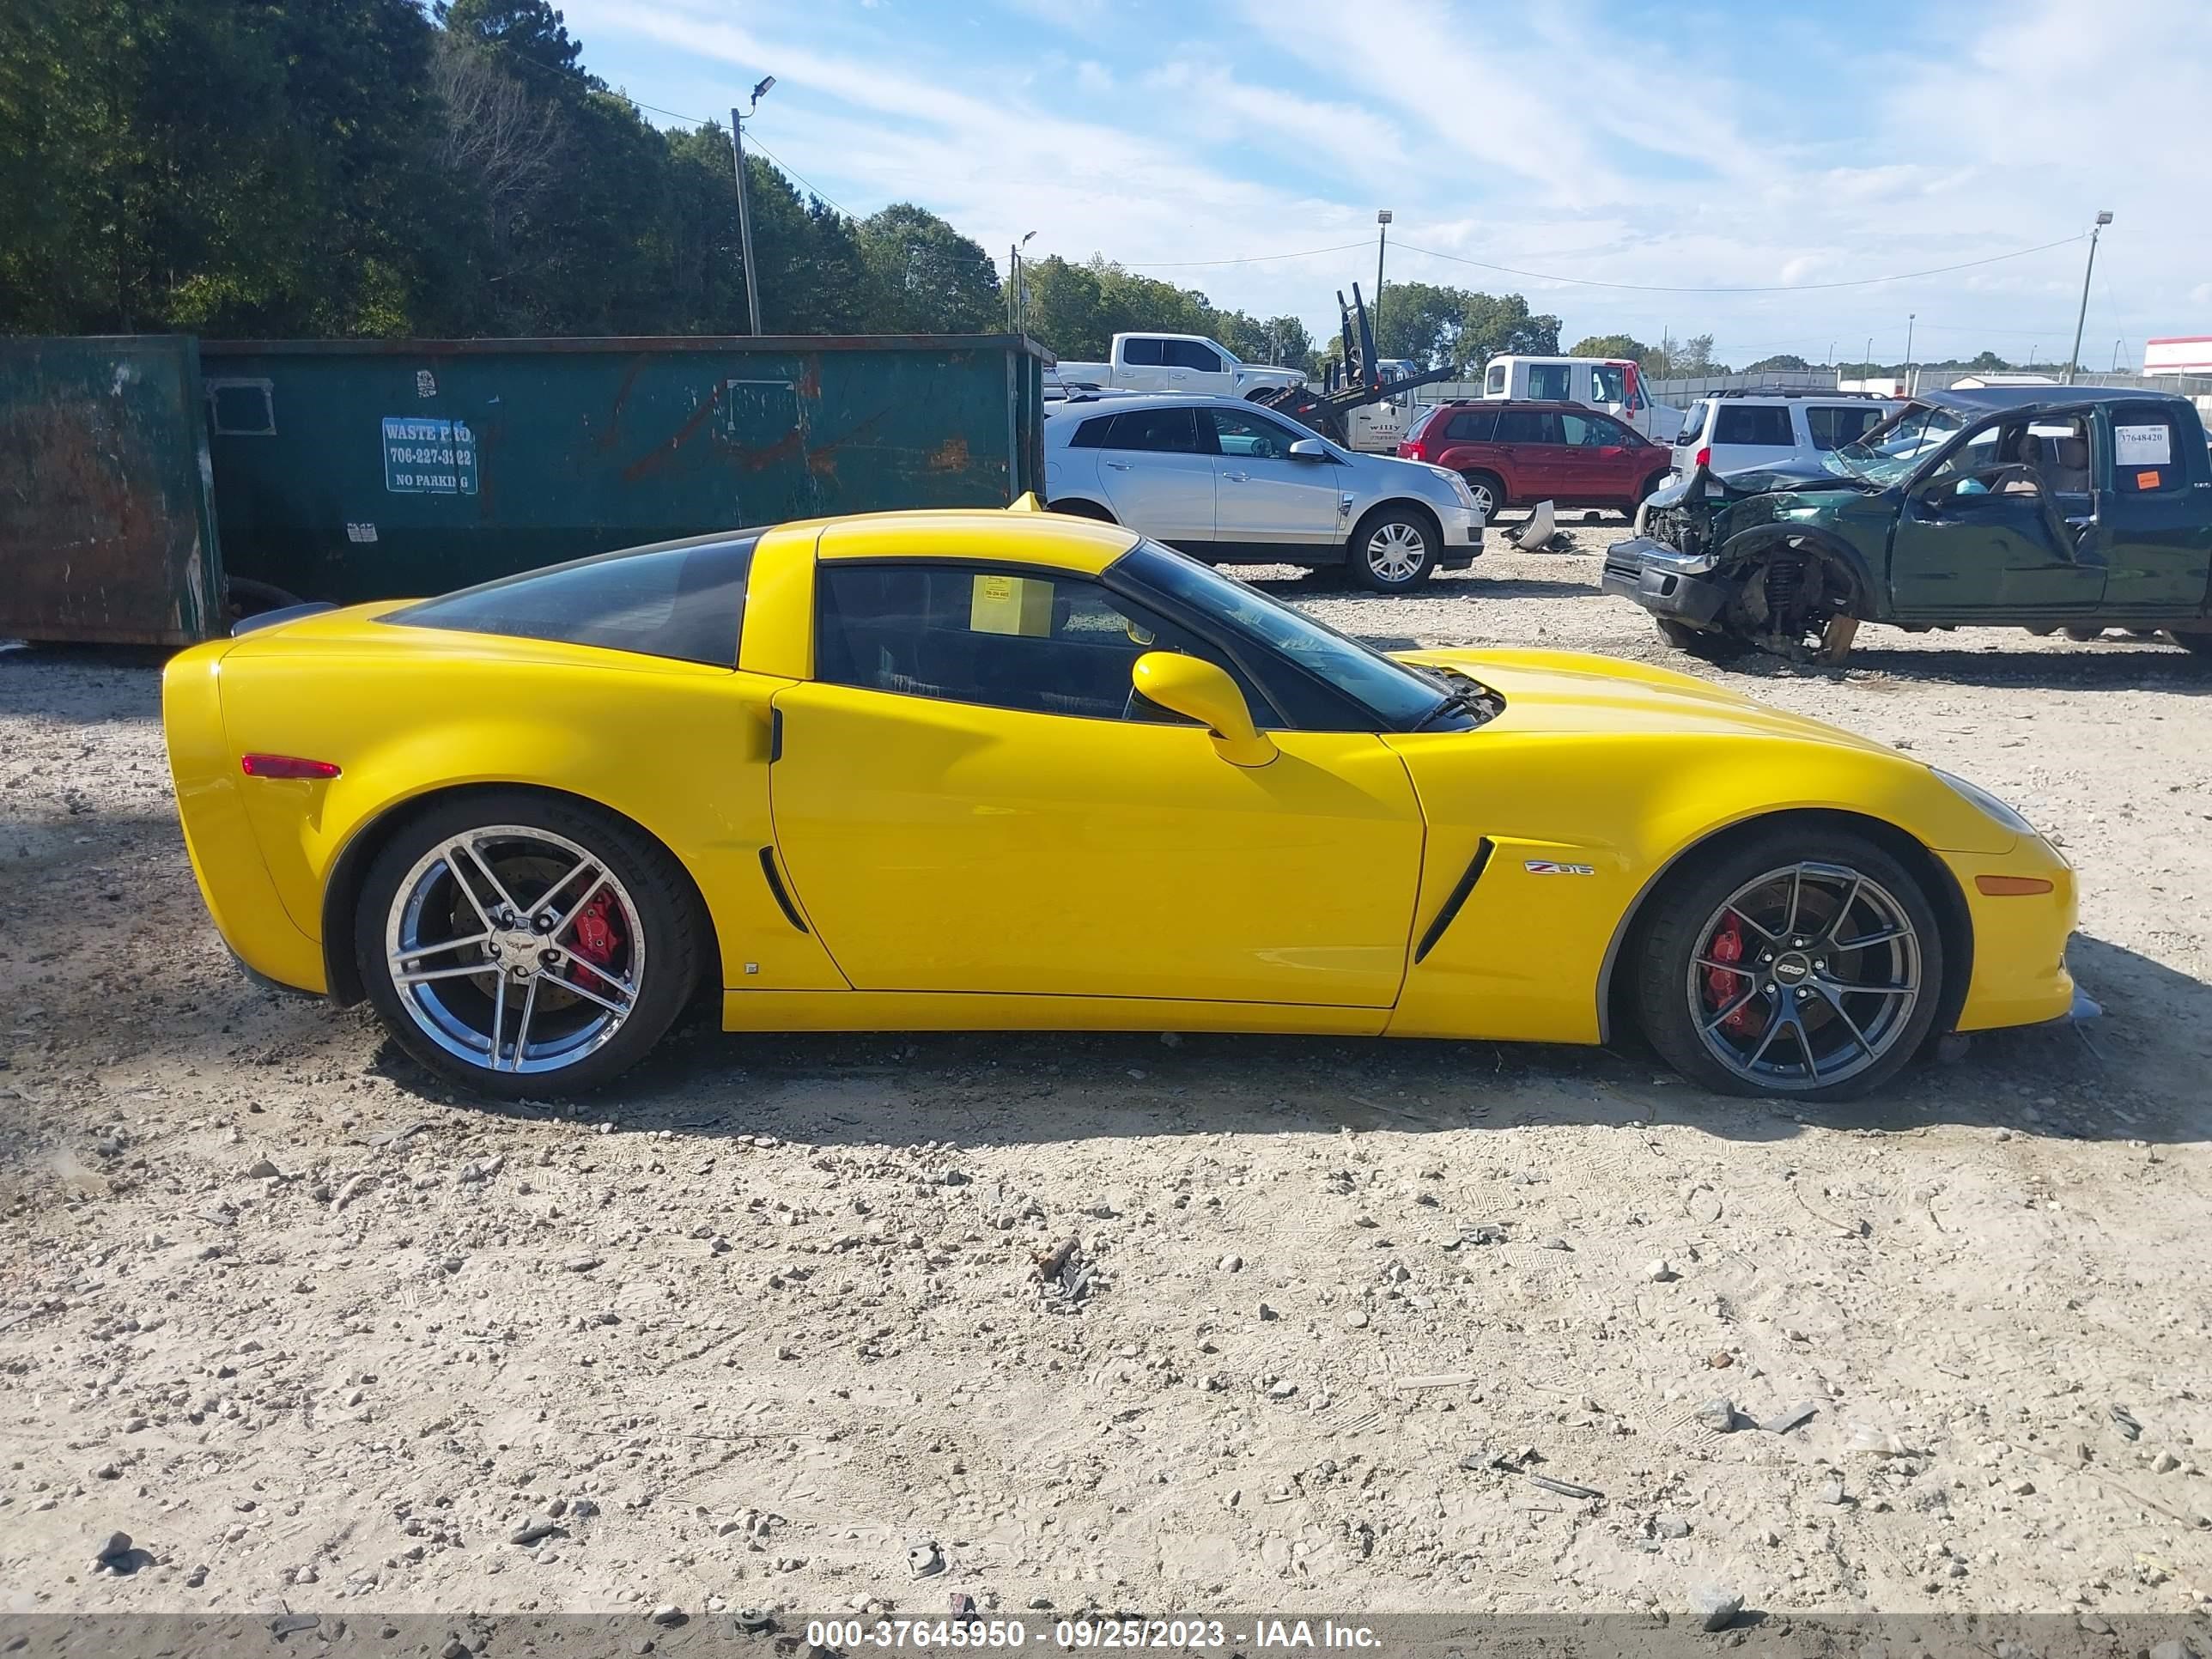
[1217,342,1242,365]
[1826,403,1966,484]
[1111,540,1461,730]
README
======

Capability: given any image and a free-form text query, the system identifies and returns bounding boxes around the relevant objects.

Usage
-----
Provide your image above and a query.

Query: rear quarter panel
[210,633,848,994]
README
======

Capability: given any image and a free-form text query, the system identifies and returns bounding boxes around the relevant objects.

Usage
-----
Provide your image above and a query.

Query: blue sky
[556,0,2209,368]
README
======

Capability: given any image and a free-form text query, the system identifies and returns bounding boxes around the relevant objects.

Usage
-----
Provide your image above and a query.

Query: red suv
[1397,400,1673,518]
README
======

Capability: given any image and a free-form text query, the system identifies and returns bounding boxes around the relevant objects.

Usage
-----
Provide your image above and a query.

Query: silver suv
[1672,390,1899,480]
[1042,392,1485,592]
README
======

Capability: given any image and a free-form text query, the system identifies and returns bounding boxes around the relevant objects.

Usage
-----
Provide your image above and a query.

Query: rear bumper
[1601,536,1729,627]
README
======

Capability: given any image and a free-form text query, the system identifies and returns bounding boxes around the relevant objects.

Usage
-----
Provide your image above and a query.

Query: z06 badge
[1524,860,1596,876]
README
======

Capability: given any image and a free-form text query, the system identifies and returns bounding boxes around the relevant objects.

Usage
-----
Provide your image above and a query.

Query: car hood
[1650,454,1875,507]
[1395,646,1895,753]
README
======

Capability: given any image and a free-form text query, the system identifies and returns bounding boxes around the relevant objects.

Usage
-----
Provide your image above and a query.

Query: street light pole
[1374,210,1392,356]
[730,76,775,335]
[1904,313,1915,394]
[2065,210,2114,385]
[1008,230,1036,335]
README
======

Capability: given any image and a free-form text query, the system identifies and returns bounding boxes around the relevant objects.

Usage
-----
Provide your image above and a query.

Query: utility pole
[2112,338,2124,372]
[2065,210,2113,384]
[1904,313,1915,394]
[1374,210,1392,356]
[730,76,775,335]
[1008,230,1036,335]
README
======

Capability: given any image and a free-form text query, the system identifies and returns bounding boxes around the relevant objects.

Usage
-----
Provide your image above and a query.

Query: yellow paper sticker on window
[2136,469,2162,490]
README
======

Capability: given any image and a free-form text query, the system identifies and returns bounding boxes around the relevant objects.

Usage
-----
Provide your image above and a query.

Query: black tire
[354,790,704,1098]
[1655,617,1753,662]
[1632,825,1947,1101]
[1047,498,1116,523]
[2167,631,2212,659]
[1459,471,1505,520]
[1347,504,1440,592]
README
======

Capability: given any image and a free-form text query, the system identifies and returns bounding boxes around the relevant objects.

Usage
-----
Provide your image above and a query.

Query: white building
[2144,337,2212,376]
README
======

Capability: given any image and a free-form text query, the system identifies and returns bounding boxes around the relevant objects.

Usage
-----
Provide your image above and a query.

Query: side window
[1527,363,1573,401]
[1711,404,1795,447]
[813,564,1277,725]
[1066,416,1110,448]
[1589,364,1628,404]
[1120,337,1164,366]
[388,537,754,666]
[1444,408,1498,441]
[1560,412,1630,447]
[1102,407,1202,453]
[2110,406,2184,495]
[1806,405,1883,451]
[1485,362,1508,397]
[1493,408,1549,444]
[1162,340,1224,373]
[1207,407,1302,460]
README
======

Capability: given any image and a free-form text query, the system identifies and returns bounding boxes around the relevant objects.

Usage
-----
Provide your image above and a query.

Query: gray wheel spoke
[390,931,491,966]
[1693,957,1753,976]
[551,872,613,942]
[1746,1008,1794,1069]
[438,854,496,931]
[1835,924,1911,951]
[453,836,524,919]
[397,961,495,988]
[1818,873,1865,946]
[1700,984,1761,1034]
[1783,866,1805,936]
[532,856,599,921]
[553,964,633,1017]
[1818,975,1915,997]
[505,976,539,1072]
[1817,984,1876,1058]
[1727,904,1779,943]
[488,969,507,1061]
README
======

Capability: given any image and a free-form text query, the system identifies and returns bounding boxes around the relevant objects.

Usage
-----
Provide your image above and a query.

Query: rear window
[1712,404,1796,447]
[1806,404,1885,451]
[1100,407,1201,453]
[386,537,755,666]
[1527,363,1573,401]
[1067,416,1111,448]
[2111,404,2185,494]
[1675,401,1711,446]
[1121,337,1164,366]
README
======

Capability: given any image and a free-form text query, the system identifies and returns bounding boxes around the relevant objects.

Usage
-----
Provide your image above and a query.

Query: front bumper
[1440,503,1485,570]
[1601,535,1729,627]
[1943,839,2081,1034]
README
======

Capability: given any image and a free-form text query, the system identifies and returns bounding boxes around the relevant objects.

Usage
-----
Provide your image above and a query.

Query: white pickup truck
[1054,332,1305,401]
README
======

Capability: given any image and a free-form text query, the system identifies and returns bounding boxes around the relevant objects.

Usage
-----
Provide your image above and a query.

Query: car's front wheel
[355,791,703,1097]
[1348,506,1439,592]
[1634,827,1945,1100]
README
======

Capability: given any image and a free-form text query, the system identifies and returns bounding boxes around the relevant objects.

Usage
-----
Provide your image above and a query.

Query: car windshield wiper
[1413,672,1501,732]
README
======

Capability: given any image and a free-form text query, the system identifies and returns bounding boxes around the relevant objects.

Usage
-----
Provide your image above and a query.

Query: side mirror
[1286,439,1329,462]
[1131,653,1276,768]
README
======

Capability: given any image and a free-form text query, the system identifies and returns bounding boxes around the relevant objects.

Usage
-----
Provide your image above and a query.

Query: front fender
[1714,523,1881,617]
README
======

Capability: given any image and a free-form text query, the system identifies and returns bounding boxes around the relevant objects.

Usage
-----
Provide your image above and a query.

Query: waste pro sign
[381,416,478,495]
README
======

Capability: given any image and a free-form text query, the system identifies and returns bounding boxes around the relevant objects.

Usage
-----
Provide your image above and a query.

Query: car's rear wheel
[2167,631,2212,659]
[1459,471,1504,519]
[1634,828,1945,1100]
[1348,506,1439,592]
[1048,498,1116,523]
[355,792,702,1097]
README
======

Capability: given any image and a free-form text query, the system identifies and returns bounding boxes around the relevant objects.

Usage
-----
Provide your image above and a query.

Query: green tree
[436,0,586,81]
[1458,292,1561,369]
[1968,349,2009,372]
[1570,333,1650,362]
[1743,352,1810,372]
[860,204,1000,333]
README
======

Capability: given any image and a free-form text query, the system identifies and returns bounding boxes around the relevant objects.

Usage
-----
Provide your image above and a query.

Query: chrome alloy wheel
[1689,860,1923,1091]
[1462,479,1496,517]
[383,825,646,1075]
[1364,520,1431,583]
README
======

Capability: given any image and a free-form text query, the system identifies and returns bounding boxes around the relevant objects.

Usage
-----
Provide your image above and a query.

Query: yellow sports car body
[161,505,2080,1101]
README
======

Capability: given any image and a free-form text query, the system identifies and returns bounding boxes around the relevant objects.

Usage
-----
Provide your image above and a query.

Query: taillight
[1398,440,1425,460]
[240,754,341,780]
[1693,447,1711,471]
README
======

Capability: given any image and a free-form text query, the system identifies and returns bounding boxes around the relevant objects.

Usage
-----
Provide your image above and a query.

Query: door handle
[1221,471,1249,483]
[1105,460,1133,471]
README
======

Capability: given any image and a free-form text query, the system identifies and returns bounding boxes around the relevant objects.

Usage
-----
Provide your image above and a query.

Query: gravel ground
[3,515,2210,1627]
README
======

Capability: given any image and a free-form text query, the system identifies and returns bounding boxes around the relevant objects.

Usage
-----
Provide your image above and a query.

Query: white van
[1481,355,1686,443]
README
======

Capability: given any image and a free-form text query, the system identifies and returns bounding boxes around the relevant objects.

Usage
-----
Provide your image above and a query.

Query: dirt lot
[3,518,2210,1627]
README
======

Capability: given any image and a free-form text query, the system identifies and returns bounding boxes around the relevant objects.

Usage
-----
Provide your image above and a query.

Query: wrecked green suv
[1602,386,2212,664]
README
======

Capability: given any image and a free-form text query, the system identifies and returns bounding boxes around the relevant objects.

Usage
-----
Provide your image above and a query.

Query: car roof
[1048,391,1241,415]
[1917,385,2178,414]
[813,508,1142,576]
[1428,399,1620,412]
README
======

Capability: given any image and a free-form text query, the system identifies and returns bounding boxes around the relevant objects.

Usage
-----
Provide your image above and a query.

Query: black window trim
[809,554,1294,730]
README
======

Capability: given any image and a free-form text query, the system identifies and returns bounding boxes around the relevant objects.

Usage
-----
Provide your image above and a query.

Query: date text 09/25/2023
[804,1618,1382,1650]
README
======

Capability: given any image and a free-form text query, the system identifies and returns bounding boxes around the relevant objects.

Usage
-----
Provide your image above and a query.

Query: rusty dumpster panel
[200,335,1051,605]
[0,337,223,645]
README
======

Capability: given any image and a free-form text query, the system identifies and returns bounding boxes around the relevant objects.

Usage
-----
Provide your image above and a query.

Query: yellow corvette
[161,505,2079,1102]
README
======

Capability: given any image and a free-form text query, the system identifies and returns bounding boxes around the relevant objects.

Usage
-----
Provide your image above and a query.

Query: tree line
[0,0,2040,380]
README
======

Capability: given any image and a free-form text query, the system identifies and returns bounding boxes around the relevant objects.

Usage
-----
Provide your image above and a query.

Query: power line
[1118,240,1372,270]
[744,134,861,222]
[1391,232,2087,294]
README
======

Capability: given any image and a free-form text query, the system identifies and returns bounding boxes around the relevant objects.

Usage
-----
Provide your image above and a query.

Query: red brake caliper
[567,891,623,980]
[1706,916,1756,1036]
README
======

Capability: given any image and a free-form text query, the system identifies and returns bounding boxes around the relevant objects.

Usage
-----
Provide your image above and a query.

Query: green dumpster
[201,334,1053,605]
